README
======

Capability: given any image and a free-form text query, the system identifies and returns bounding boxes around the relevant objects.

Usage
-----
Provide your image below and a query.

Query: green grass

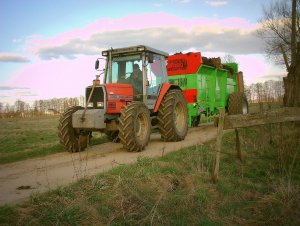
[0,103,281,165]
[248,102,283,113]
[0,122,299,225]
[0,116,108,164]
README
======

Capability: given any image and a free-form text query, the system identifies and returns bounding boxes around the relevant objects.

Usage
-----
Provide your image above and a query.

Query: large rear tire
[118,102,151,152]
[228,92,248,115]
[58,106,89,152]
[157,89,188,141]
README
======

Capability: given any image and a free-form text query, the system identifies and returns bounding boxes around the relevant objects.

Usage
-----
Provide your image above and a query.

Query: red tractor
[58,45,188,152]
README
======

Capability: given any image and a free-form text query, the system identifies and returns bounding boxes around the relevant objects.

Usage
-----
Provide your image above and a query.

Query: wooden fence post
[212,109,225,183]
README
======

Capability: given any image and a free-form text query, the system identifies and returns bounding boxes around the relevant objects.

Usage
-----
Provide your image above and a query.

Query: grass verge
[0,116,108,164]
[0,122,299,225]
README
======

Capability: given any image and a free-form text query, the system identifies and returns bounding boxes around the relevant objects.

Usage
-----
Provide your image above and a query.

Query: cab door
[146,54,168,110]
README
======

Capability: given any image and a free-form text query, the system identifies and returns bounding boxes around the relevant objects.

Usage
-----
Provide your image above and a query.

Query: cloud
[0,53,31,63]
[0,86,30,90]
[8,56,97,101]
[13,39,23,43]
[176,0,191,3]
[15,91,38,97]
[153,3,163,7]
[25,13,261,60]
[37,39,100,60]
[37,27,262,59]
[205,1,228,7]
[259,74,286,79]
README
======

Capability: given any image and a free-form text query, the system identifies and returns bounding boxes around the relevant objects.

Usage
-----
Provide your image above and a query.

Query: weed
[0,205,18,226]
[0,116,108,164]
[0,123,299,225]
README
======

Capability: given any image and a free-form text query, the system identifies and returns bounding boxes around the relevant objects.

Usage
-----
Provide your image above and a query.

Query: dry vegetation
[0,122,299,225]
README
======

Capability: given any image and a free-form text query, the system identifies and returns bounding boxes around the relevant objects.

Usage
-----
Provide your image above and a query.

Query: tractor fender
[153,83,181,113]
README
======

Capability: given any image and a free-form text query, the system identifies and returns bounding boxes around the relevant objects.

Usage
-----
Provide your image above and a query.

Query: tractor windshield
[105,54,142,84]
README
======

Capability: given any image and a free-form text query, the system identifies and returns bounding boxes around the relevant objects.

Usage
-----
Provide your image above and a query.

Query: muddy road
[0,125,217,205]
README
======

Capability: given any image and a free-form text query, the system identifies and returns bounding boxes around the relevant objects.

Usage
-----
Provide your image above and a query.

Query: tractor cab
[97,45,169,109]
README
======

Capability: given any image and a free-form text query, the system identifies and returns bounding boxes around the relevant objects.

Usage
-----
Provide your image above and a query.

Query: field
[0,116,108,164]
[0,102,282,165]
[0,121,299,225]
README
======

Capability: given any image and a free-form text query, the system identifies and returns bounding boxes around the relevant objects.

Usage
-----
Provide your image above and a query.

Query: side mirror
[148,53,154,63]
[95,59,100,70]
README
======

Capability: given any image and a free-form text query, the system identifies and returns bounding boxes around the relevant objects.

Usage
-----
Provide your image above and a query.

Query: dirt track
[0,125,217,205]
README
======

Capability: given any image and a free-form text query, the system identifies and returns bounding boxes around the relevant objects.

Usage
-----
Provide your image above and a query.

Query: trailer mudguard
[153,83,181,113]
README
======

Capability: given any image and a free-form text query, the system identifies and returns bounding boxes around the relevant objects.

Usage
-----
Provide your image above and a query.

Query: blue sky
[0,0,285,105]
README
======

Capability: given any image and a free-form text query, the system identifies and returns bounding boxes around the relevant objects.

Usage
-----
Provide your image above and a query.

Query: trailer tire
[58,106,89,152]
[228,92,248,115]
[119,102,151,152]
[158,89,188,141]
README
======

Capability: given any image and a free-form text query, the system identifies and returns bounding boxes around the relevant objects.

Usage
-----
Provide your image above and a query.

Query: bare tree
[257,0,300,106]
[222,54,237,63]
[14,100,25,114]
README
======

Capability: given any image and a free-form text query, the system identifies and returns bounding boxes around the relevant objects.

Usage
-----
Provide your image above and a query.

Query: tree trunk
[283,0,300,107]
[283,68,296,107]
[291,0,297,67]
[295,42,300,106]
[284,65,300,107]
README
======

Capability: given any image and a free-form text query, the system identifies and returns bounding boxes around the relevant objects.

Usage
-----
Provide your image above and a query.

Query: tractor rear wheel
[157,89,188,141]
[228,92,248,115]
[58,106,89,152]
[118,102,151,152]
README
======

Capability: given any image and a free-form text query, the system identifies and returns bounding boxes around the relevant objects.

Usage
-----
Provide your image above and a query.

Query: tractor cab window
[105,55,142,85]
[147,54,167,96]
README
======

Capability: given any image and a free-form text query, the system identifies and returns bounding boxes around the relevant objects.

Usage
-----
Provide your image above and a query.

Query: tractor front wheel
[118,102,151,152]
[58,106,89,152]
[157,89,188,141]
[228,92,248,115]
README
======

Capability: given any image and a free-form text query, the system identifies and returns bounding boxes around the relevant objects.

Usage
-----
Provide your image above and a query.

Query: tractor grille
[85,86,105,109]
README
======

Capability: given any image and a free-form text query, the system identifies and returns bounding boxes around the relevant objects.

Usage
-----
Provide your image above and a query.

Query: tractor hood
[104,83,133,114]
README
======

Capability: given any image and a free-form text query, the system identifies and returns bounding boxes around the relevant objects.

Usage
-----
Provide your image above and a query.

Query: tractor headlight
[97,102,104,108]
[87,102,93,107]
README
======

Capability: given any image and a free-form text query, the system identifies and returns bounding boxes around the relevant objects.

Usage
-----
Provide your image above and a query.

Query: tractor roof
[102,45,169,57]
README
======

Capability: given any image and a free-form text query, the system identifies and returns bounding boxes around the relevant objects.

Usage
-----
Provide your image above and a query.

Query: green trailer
[166,52,248,127]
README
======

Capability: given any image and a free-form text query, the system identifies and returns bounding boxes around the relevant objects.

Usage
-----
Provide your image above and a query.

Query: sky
[0,0,287,105]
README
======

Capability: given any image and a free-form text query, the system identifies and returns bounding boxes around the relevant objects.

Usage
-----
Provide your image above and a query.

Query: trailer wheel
[158,89,188,141]
[228,92,248,115]
[119,102,151,152]
[58,106,89,152]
